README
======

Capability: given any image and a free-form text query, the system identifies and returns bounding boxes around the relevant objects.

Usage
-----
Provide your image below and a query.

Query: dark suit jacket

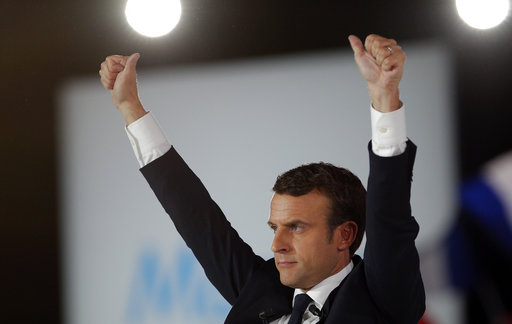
[141,141,425,323]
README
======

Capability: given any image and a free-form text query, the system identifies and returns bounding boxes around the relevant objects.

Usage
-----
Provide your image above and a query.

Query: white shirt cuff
[370,106,407,157]
[125,112,171,167]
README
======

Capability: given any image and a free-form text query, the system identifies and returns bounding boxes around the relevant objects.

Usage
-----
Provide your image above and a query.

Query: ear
[334,221,358,252]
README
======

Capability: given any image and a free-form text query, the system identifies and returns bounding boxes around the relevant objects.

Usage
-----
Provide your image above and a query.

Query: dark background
[2,0,511,322]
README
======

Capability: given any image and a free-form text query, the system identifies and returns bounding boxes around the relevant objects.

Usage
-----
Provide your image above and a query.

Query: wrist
[368,85,401,113]
[118,100,147,125]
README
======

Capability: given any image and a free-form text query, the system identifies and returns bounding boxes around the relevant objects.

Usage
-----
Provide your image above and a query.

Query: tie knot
[289,294,313,324]
[294,294,312,310]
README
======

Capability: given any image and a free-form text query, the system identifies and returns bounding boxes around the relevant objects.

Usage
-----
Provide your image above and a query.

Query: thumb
[348,35,365,57]
[125,53,140,73]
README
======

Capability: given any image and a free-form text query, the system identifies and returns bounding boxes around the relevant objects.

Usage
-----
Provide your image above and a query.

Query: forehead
[269,190,331,223]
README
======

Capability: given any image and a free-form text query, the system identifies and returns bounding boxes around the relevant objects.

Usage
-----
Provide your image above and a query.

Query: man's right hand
[99,53,147,125]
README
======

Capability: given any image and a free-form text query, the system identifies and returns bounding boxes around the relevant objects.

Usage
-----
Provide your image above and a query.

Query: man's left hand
[349,34,406,112]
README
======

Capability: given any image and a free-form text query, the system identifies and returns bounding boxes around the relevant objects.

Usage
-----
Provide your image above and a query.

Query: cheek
[294,235,323,260]
[296,234,337,264]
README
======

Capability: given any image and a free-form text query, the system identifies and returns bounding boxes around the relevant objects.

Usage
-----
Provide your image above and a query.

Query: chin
[279,275,296,288]
[280,277,306,290]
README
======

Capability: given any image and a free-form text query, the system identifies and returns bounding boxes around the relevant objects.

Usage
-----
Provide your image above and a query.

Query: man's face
[268,190,349,291]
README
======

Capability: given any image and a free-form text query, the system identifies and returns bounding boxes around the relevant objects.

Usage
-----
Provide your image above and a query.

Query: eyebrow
[267,220,309,228]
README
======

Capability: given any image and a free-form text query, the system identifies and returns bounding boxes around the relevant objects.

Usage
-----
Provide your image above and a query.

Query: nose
[271,229,290,253]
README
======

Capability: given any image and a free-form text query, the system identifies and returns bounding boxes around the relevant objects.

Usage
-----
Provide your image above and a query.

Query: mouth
[276,261,297,268]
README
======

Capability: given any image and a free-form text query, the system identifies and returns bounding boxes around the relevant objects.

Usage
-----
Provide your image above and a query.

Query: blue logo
[126,245,230,323]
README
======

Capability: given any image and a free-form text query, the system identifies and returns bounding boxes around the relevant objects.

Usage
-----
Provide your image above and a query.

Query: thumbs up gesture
[99,53,146,125]
[349,35,405,113]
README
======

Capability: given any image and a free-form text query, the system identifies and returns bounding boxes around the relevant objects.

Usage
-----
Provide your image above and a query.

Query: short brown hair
[272,162,366,256]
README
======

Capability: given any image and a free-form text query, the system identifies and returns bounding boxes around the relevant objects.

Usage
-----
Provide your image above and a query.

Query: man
[99,34,425,323]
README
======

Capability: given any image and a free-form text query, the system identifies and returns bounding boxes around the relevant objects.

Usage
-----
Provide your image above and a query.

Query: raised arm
[98,53,266,305]
[350,35,425,322]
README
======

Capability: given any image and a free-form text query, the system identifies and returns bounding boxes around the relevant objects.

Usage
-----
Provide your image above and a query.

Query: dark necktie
[288,293,313,324]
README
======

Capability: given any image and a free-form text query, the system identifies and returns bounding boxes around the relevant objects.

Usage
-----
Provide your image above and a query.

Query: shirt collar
[292,260,354,309]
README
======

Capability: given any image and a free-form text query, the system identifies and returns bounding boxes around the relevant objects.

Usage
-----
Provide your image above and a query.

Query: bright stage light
[125,0,182,37]
[456,0,509,29]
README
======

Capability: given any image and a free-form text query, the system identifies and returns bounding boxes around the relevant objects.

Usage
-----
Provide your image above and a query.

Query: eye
[291,224,303,232]
[269,225,277,233]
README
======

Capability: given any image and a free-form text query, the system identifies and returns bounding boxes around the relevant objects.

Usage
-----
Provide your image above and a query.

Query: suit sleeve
[140,146,265,305]
[363,140,426,323]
